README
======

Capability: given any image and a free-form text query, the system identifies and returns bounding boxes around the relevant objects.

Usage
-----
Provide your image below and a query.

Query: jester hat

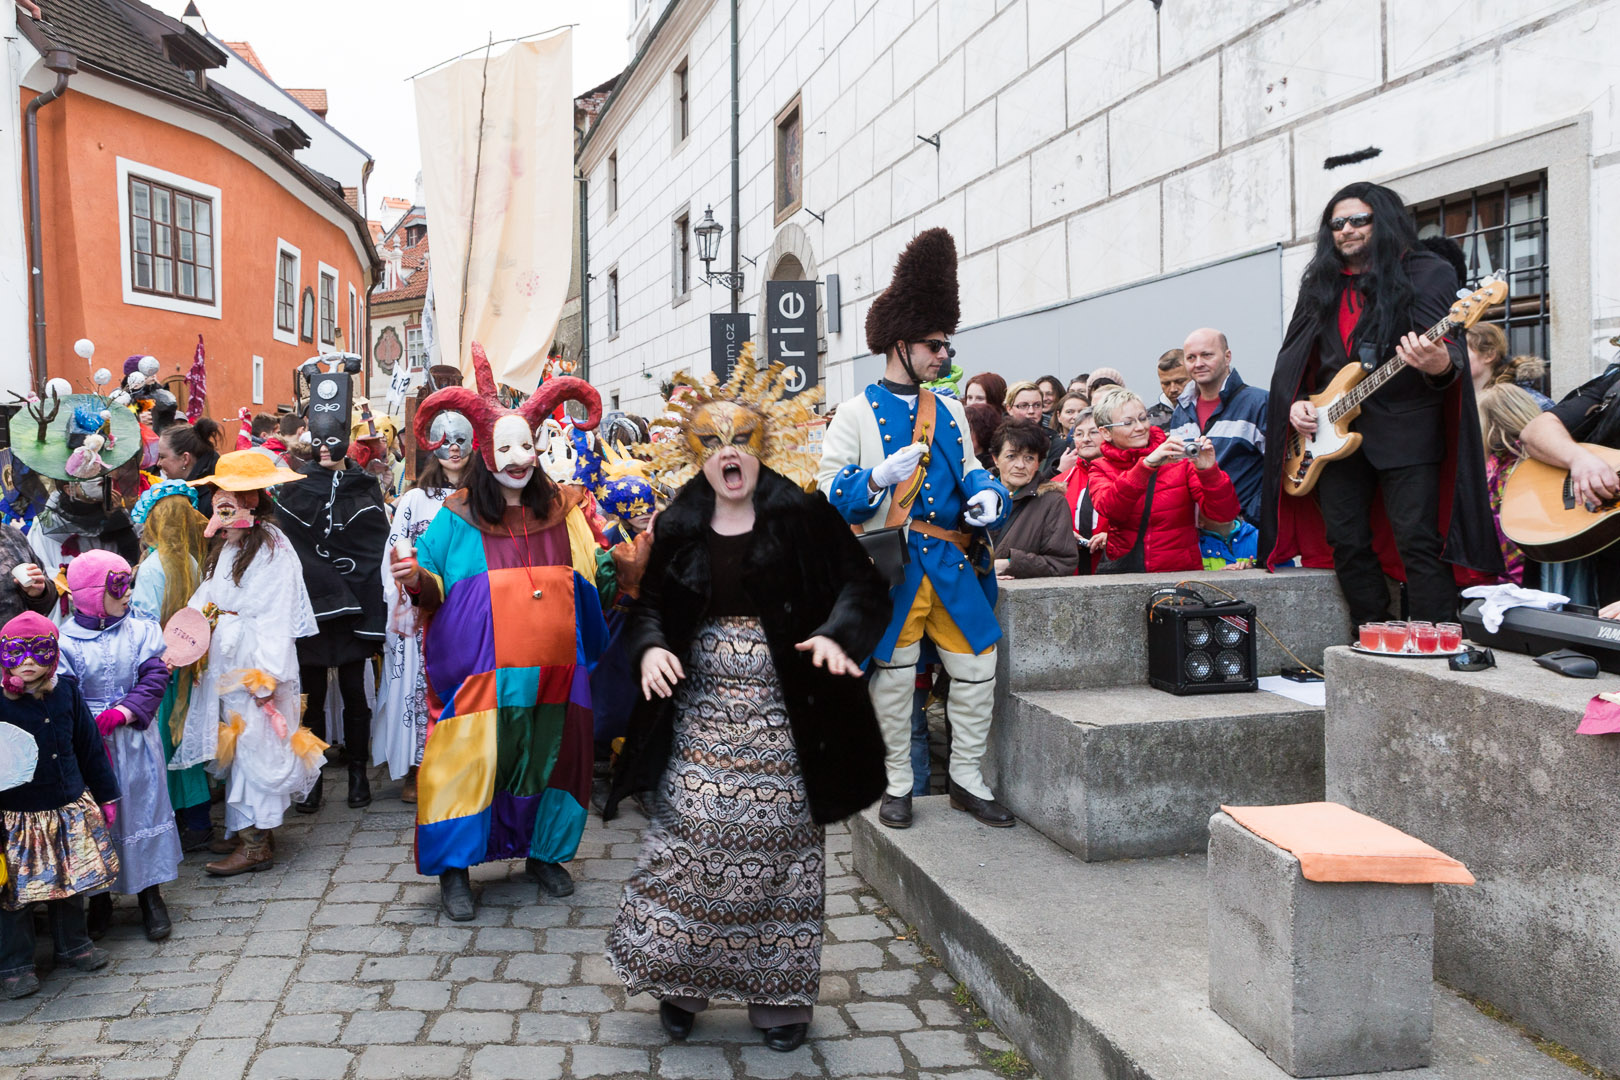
[414,342,602,468]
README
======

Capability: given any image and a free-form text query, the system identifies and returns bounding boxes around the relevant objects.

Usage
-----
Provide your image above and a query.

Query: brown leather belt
[909,520,972,550]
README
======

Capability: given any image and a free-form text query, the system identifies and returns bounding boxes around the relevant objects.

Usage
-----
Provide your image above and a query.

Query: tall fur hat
[864,228,961,356]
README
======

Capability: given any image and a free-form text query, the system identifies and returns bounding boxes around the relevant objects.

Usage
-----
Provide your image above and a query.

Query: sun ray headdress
[646,343,823,490]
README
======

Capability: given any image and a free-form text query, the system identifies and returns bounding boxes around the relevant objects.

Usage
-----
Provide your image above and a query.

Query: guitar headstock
[1448,274,1509,330]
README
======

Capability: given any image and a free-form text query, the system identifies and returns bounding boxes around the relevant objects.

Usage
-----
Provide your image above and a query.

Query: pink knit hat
[65,549,133,620]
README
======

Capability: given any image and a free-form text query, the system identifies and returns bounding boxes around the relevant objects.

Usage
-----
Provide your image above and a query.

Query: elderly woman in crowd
[1087,387,1240,573]
[989,420,1078,579]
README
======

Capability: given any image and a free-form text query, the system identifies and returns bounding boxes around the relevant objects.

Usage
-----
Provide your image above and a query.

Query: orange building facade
[19,1,377,431]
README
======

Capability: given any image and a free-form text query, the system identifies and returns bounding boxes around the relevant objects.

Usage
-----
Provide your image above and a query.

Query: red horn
[522,376,602,433]
[414,387,495,463]
[470,342,498,399]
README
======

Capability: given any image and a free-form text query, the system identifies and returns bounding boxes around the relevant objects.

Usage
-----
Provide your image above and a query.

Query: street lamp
[694,205,744,291]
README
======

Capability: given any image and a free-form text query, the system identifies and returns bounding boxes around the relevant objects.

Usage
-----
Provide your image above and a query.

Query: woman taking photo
[606,353,888,1054]
[989,420,1078,578]
[1088,387,1240,573]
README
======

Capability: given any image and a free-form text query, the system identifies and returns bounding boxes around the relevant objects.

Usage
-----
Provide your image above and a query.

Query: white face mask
[491,414,538,488]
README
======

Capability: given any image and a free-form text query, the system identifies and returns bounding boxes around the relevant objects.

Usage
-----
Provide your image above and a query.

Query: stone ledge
[987,686,1325,860]
[851,797,1583,1080]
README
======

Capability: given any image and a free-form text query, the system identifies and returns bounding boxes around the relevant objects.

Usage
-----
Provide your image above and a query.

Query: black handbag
[855,388,938,589]
[857,524,910,589]
[1096,471,1158,575]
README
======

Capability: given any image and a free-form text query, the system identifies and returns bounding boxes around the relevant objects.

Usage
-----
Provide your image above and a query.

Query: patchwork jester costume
[817,229,1013,825]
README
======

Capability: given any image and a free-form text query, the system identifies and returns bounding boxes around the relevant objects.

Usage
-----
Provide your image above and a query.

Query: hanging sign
[765,280,818,398]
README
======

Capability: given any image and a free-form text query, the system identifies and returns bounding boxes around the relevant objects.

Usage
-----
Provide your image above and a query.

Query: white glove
[870,442,928,489]
[962,489,1002,527]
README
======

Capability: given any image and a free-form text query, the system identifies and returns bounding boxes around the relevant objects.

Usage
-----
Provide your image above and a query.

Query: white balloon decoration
[138,355,160,376]
[126,372,147,390]
[92,368,111,386]
[45,377,72,398]
[110,390,132,406]
[73,339,95,360]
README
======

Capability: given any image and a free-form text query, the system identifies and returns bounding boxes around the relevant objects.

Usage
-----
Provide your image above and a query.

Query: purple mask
[0,634,58,670]
[104,569,132,602]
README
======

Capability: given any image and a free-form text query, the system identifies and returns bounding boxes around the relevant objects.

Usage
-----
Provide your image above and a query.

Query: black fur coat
[605,466,890,825]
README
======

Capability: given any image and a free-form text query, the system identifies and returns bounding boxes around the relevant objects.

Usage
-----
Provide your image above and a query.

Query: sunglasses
[1,634,57,669]
[1330,212,1374,232]
[915,339,957,360]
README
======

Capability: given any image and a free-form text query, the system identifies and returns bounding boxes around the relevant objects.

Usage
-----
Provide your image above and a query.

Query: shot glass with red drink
[1381,621,1410,653]
[1437,622,1463,652]
[1412,623,1440,654]
[1359,622,1386,650]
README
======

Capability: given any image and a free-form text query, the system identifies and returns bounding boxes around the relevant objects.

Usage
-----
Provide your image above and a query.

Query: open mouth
[721,462,744,490]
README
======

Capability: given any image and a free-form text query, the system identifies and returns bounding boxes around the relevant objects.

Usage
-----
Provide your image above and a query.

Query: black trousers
[1316,454,1458,626]
[300,660,371,762]
[0,896,92,977]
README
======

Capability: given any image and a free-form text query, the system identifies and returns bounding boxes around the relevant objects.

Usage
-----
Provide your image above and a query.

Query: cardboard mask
[306,372,353,463]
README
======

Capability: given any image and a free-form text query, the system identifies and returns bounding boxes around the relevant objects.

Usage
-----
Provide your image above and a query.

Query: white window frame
[607,151,619,218]
[117,156,223,320]
[607,267,620,338]
[672,58,690,151]
[317,261,338,347]
[348,283,360,354]
[406,325,426,370]
[251,355,264,404]
[272,238,300,345]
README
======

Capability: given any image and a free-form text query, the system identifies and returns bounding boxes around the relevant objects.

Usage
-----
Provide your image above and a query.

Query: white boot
[938,647,998,800]
[868,642,922,798]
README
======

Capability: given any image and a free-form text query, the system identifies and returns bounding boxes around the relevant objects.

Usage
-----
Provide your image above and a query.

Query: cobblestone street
[0,773,1038,1080]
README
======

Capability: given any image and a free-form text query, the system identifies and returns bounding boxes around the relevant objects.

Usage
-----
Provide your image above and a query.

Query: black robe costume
[1259,249,1503,582]
[274,460,390,666]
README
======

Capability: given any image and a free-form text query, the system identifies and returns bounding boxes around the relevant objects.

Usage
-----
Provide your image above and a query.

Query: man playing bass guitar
[1259,181,1501,627]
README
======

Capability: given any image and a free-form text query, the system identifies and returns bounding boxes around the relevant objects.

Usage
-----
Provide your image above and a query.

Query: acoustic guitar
[1499,445,1620,562]
[1282,276,1508,497]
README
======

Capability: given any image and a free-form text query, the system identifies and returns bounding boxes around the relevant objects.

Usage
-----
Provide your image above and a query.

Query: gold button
[884,435,892,442]
[924,483,931,490]
[950,421,957,428]
[880,418,887,425]
[927,497,934,504]
[835,488,843,495]
[957,562,965,570]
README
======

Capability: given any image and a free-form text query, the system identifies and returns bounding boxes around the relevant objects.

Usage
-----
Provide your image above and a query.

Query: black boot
[878,793,913,829]
[137,885,171,941]
[294,770,324,814]
[85,893,112,940]
[438,868,474,921]
[947,781,1015,827]
[763,1022,808,1052]
[346,762,372,809]
[525,858,574,897]
[659,1000,695,1040]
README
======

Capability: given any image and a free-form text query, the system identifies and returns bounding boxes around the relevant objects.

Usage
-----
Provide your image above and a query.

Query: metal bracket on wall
[917,133,940,150]
[803,208,826,223]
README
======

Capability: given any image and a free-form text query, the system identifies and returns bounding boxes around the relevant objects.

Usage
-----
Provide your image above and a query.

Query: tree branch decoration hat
[863,227,961,357]
[645,342,824,491]
[413,342,603,470]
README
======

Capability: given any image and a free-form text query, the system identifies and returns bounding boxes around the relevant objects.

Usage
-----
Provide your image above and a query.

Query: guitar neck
[1329,316,1454,420]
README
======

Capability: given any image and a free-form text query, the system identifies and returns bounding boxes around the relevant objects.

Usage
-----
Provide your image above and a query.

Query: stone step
[995,568,1352,693]
[987,686,1324,860]
[851,798,1584,1080]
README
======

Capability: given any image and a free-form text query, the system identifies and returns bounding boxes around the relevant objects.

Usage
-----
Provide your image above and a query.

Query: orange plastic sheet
[1220,801,1475,885]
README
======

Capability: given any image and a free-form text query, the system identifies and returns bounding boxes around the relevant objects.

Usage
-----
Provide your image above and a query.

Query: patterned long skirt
[1,794,119,910]
[607,617,825,1007]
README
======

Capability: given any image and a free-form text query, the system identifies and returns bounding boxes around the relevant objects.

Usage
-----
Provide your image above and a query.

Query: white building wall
[0,9,37,388]
[582,0,1620,416]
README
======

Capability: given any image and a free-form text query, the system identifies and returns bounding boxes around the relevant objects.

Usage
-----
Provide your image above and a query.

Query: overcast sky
[152,0,630,208]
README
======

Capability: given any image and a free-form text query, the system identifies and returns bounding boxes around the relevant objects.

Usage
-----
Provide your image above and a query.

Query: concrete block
[1325,648,1620,1075]
[963,3,1027,109]
[850,798,1580,1080]
[986,686,1324,860]
[1065,2,1158,121]
[1160,0,1288,70]
[1031,116,1108,226]
[996,53,1067,165]
[1207,812,1435,1076]
[997,223,1068,315]
[1221,0,1380,144]
[964,156,1031,252]
[1162,137,1292,272]
[1108,58,1220,190]
[1067,184,1160,296]
[994,569,1351,696]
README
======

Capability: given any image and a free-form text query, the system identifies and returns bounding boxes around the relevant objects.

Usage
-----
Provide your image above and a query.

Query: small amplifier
[1147,586,1259,695]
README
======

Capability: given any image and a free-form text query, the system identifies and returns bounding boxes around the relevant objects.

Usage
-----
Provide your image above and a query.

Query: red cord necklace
[505,508,544,599]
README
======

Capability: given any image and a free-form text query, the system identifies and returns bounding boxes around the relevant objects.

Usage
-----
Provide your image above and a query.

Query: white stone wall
[0,12,36,388]
[582,0,1620,416]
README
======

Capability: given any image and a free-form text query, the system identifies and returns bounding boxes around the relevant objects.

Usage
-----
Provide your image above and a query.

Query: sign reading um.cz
[765,280,818,399]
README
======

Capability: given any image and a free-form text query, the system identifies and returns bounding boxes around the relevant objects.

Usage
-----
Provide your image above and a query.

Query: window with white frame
[318,266,337,346]
[118,158,222,319]
[673,59,690,147]
[251,355,264,404]
[672,213,690,302]
[273,240,300,345]
[607,269,619,336]
[348,284,360,356]
[607,152,619,216]
[406,325,426,369]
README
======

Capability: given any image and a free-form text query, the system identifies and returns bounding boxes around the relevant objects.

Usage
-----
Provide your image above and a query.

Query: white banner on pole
[414,31,573,391]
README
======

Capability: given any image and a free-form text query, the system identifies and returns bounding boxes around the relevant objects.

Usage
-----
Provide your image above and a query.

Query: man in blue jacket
[1168,328,1269,522]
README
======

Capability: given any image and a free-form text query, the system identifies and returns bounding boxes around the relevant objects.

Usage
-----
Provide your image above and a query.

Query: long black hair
[465,454,558,527]
[1296,181,1419,359]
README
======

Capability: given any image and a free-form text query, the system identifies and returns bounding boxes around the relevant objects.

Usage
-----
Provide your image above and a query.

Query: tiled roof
[285,87,327,116]
[222,39,269,78]
[381,196,413,210]
[368,221,385,243]
[399,235,429,269]
[373,274,428,304]
[29,0,221,109]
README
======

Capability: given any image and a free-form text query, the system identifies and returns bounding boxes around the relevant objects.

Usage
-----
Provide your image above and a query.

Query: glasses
[1329,212,1374,232]
[916,339,957,360]
[1101,415,1150,429]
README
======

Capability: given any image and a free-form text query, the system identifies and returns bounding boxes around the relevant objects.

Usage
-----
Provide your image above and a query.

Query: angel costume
[374,484,451,779]
[176,527,324,833]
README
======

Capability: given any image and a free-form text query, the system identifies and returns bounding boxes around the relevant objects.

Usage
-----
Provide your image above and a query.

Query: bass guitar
[1282,276,1507,497]
[1499,445,1620,562]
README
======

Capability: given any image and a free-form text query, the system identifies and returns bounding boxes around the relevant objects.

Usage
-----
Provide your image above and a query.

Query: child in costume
[0,612,120,999]
[172,451,325,876]
[129,481,212,850]
[58,551,178,941]
[374,409,472,801]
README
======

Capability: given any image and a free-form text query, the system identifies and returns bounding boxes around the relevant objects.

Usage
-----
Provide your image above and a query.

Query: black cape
[1259,249,1503,579]
[605,466,891,825]
[274,461,390,665]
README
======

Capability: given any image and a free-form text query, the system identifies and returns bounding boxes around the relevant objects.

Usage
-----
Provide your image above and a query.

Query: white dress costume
[174,526,322,832]
[57,614,182,894]
[372,486,449,779]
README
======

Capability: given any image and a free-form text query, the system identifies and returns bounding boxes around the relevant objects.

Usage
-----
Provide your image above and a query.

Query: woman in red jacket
[1088,387,1240,572]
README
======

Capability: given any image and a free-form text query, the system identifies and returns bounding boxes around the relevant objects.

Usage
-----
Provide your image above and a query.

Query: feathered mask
[645,344,823,490]
[414,342,602,472]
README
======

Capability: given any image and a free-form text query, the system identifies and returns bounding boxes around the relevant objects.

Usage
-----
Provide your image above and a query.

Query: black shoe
[658,1000,695,1040]
[66,946,110,972]
[763,1022,808,1052]
[878,793,913,829]
[346,762,372,809]
[179,826,214,853]
[525,858,575,897]
[948,781,1015,827]
[294,772,323,814]
[137,886,171,941]
[1,972,39,999]
[85,892,112,940]
[438,868,474,921]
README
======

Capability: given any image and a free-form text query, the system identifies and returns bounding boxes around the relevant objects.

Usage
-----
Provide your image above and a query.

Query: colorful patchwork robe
[411,487,610,877]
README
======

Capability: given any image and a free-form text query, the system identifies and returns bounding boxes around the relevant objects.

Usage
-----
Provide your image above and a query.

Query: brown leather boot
[205,827,273,876]
[207,833,240,855]
[400,768,418,805]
